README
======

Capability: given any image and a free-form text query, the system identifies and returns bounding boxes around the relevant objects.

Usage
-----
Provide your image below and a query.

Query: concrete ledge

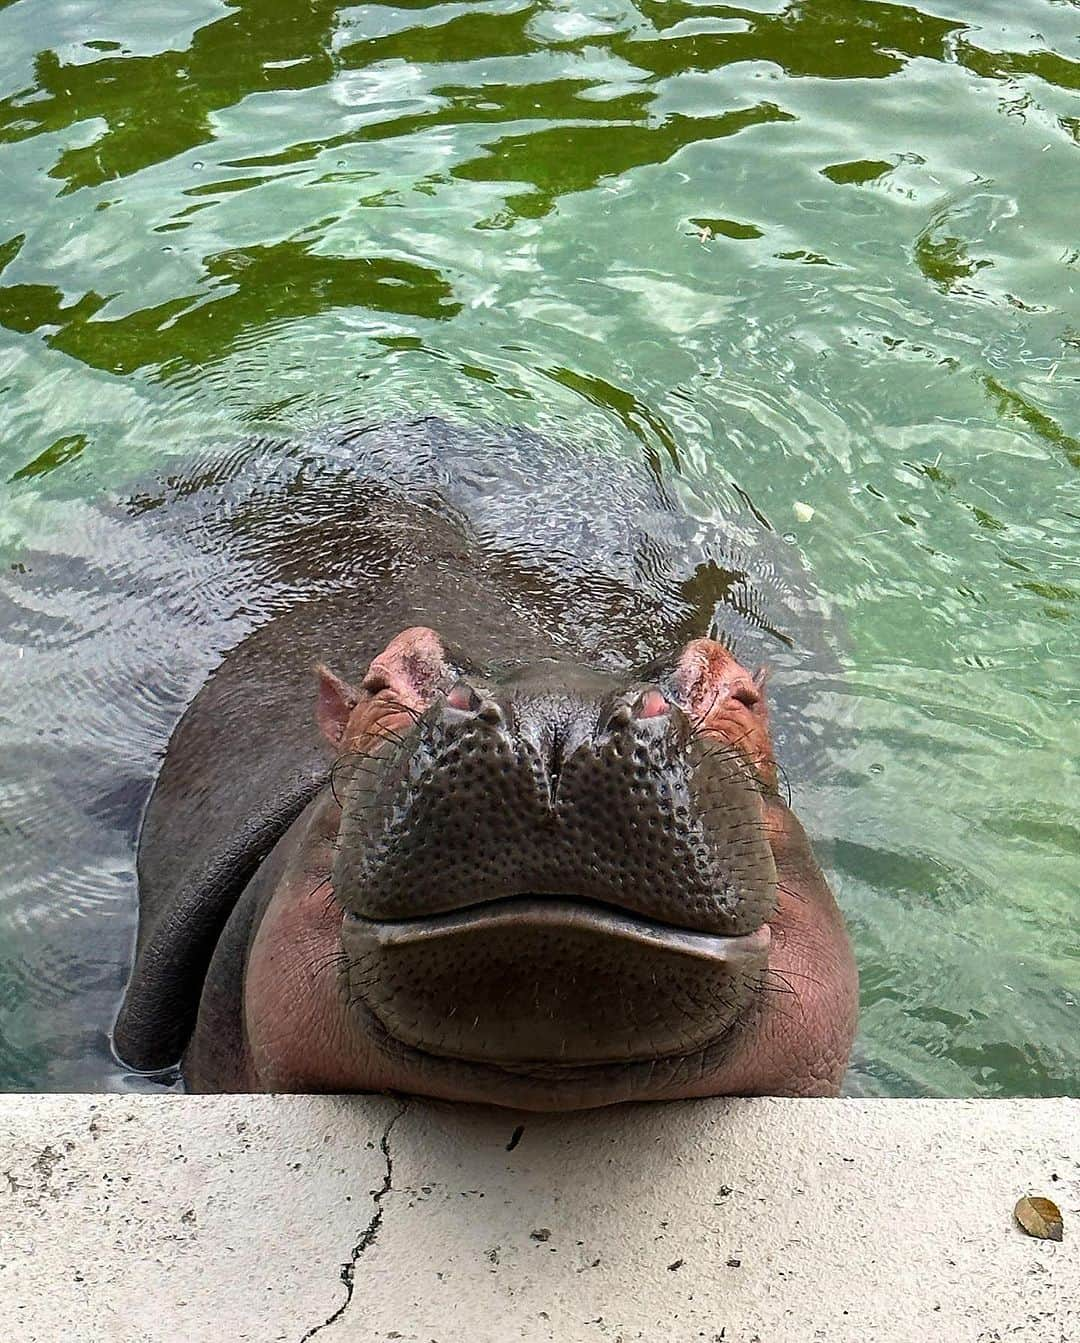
[1,1097,1076,1341]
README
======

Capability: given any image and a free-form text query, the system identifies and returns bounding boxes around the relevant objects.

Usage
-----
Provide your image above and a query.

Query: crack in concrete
[299,1099,410,1341]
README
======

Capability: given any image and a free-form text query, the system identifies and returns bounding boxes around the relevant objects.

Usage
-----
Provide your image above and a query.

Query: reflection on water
[0,0,1076,1095]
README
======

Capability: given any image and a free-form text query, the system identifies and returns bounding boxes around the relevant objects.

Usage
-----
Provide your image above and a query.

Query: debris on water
[1014,1195,1063,1241]
[793,501,815,523]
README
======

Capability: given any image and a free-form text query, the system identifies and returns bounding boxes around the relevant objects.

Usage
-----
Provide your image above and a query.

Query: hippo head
[313,626,784,1085]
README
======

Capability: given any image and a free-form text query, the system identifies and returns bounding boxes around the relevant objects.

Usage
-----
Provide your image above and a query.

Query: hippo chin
[113,419,857,1106]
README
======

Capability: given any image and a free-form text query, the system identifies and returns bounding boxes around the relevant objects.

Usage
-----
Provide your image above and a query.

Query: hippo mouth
[345,895,771,960]
[332,652,780,1069]
[340,893,771,1067]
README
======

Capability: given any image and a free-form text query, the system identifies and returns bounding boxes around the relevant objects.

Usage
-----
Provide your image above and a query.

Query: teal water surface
[0,0,1077,1094]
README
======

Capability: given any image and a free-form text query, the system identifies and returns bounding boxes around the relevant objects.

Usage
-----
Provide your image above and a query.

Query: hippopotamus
[112,419,857,1105]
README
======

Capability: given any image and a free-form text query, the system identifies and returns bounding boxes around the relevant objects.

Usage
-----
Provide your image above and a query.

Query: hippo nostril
[606,703,633,732]
[447,681,482,713]
[605,690,668,732]
[634,689,669,720]
[446,681,505,726]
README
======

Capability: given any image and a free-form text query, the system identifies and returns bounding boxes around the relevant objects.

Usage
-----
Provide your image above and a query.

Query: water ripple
[0,0,1077,1093]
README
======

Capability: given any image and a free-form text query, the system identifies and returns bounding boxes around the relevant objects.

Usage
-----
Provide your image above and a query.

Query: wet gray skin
[108,418,855,1102]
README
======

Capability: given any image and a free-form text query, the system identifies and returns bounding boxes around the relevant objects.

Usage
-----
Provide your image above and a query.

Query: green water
[0,0,1077,1094]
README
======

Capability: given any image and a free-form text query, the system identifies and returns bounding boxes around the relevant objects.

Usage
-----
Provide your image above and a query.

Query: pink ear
[315,629,452,750]
[316,664,359,746]
[672,639,763,722]
[360,626,451,707]
[672,638,776,790]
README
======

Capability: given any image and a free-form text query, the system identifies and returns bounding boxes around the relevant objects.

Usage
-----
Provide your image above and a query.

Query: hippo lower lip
[340,897,772,1066]
[343,897,771,963]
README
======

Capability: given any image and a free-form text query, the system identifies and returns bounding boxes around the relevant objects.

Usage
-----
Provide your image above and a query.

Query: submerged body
[114,420,856,1105]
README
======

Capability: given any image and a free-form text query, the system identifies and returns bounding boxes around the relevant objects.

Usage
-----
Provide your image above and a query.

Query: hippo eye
[731,681,760,709]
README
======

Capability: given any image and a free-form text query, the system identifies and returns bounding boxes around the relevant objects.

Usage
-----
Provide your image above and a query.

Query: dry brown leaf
[1014,1195,1064,1242]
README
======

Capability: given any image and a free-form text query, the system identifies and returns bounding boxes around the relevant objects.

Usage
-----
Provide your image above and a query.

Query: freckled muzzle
[333,668,776,1066]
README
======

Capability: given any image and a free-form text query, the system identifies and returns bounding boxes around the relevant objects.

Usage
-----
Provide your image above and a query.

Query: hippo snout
[331,657,777,1067]
[333,665,777,934]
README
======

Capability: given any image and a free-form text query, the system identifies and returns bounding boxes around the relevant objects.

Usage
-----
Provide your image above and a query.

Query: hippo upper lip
[344,894,770,960]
